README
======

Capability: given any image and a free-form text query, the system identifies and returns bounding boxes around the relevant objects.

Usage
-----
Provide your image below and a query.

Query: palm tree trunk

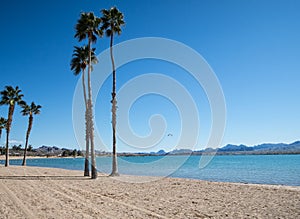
[0,129,2,139]
[89,100,97,179]
[82,68,90,177]
[84,109,90,176]
[5,104,15,167]
[87,36,97,179]
[110,32,119,176]
[82,69,88,107]
[5,129,9,167]
[22,115,33,166]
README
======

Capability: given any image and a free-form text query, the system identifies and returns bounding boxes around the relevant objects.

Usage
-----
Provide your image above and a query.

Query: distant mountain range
[218,141,300,152]
[32,141,300,157]
[149,141,300,155]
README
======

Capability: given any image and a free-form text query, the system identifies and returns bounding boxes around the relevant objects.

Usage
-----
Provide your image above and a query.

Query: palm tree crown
[21,102,42,116]
[101,7,125,37]
[74,12,103,43]
[71,46,98,76]
[0,86,25,107]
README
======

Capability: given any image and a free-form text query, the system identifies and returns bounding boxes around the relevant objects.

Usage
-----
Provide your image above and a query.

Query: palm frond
[0,86,24,106]
[100,7,125,37]
[21,102,42,116]
[0,117,7,129]
[71,45,98,75]
[74,12,103,43]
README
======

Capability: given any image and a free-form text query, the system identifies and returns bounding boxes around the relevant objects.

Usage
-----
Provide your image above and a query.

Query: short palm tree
[21,102,41,166]
[101,7,125,176]
[0,117,7,140]
[0,86,25,167]
[74,12,102,179]
[71,45,98,176]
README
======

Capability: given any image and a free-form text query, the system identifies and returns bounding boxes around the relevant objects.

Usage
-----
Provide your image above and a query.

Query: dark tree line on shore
[0,145,83,158]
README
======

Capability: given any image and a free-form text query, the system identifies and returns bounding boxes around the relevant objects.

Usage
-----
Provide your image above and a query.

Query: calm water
[1,155,300,186]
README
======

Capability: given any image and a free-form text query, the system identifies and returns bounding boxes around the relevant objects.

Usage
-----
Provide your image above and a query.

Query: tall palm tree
[101,7,125,176]
[21,102,41,166]
[74,12,102,179]
[0,86,25,167]
[0,117,7,140]
[71,45,98,176]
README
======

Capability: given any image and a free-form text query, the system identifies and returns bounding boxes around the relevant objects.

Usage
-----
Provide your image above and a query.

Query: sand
[0,166,299,218]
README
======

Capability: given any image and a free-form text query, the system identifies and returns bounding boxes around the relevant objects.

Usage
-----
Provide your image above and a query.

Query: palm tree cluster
[71,6,125,179]
[0,86,41,167]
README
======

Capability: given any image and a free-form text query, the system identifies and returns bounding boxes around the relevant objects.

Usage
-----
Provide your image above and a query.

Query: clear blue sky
[0,0,299,152]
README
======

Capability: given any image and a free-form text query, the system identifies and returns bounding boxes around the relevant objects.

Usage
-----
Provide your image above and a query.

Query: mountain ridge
[26,140,300,156]
[158,140,300,155]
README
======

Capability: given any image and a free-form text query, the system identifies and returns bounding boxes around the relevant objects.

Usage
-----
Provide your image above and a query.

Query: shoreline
[1,152,300,161]
[1,162,299,189]
[1,155,299,187]
[0,165,299,218]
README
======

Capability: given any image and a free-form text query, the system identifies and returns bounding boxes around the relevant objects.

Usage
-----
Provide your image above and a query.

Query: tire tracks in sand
[0,181,36,219]
[1,167,168,218]
[30,167,168,218]
[2,168,97,219]
[51,180,169,219]
[28,179,112,219]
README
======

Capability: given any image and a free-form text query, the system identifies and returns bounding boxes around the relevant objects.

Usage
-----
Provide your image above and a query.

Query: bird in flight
[167,133,173,137]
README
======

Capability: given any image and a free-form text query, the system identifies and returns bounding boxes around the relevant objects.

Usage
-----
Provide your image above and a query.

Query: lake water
[1,154,300,186]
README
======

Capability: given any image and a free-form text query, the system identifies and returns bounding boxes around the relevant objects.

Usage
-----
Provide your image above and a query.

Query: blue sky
[0,0,299,152]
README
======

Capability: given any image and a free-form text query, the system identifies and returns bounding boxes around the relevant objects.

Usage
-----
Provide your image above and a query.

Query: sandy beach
[0,166,299,218]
